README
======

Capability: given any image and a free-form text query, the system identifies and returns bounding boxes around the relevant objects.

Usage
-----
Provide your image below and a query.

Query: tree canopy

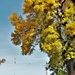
[9,0,75,75]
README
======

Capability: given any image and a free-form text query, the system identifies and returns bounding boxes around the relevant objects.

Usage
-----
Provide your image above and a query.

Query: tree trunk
[66,59,75,75]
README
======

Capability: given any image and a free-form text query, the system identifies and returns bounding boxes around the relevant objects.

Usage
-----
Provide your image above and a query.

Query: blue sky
[0,0,50,75]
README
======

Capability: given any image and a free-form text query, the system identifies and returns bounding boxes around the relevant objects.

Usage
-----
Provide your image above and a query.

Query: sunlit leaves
[63,2,75,22]
[46,0,55,4]
[9,0,75,75]
[66,21,75,36]
[40,25,62,54]
[9,12,39,55]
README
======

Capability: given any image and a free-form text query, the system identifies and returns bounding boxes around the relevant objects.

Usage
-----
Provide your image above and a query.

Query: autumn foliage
[9,0,75,75]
